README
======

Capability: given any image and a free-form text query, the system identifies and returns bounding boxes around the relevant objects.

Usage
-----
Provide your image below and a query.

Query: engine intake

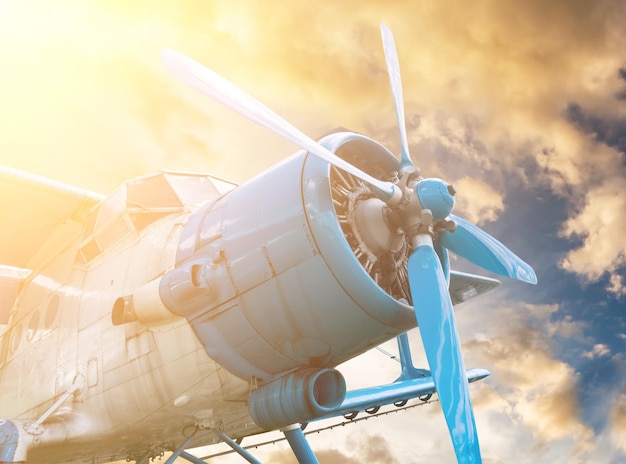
[248,368,346,429]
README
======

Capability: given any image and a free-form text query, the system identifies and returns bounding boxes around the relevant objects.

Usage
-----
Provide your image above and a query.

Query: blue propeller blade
[439,214,537,284]
[408,245,482,463]
[434,238,450,284]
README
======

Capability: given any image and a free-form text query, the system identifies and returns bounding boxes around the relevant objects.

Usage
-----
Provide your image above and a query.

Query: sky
[1,0,625,462]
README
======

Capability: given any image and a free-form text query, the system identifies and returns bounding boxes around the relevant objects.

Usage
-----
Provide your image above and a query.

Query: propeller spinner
[162,24,536,463]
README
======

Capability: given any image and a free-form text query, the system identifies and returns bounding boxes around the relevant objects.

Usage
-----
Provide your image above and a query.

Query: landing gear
[395,330,430,381]
[141,422,321,464]
[212,431,261,464]
[149,428,261,464]
[164,433,197,464]
[282,424,319,464]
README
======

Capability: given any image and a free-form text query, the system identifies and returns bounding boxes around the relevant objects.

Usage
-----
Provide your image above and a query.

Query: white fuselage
[0,135,421,463]
[0,206,259,463]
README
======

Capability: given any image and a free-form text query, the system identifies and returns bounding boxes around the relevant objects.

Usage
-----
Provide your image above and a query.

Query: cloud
[583,344,611,359]
[611,394,626,452]
[564,102,626,155]
[451,177,504,225]
[262,449,359,464]
[346,433,400,464]
[466,329,590,443]
[3,0,625,202]
[317,296,625,463]
[607,274,626,297]
[451,300,604,461]
[545,314,587,341]
[559,175,626,294]
[261,434,399,464]
[330,299,614,463]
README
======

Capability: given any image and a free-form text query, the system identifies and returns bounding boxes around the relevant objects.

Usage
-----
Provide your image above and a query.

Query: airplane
[0,24,536,464]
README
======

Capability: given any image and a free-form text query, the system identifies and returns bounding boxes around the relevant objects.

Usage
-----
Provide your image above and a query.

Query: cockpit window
[81,187,125,240]
[167,175,220,206]
[82,205,100,240]
[78,172,230,263]
[96,188,125,227]
[127,174,182,209]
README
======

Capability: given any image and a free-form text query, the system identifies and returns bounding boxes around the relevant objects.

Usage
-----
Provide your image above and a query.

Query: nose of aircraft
[416,178,456,221]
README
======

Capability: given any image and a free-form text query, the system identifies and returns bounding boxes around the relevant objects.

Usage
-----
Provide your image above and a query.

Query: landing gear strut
[282,424,319,464]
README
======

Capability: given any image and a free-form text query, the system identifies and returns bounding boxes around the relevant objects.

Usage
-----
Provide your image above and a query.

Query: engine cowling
[162,132,416,382]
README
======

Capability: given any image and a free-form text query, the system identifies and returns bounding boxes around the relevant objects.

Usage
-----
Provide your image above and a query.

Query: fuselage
[0,132,418,463]
[0,172,257,462]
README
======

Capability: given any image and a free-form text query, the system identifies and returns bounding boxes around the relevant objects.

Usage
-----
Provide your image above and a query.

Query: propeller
[161,49,402,205]
[379,23,491,463]
[380,23,413,171]
[440,214,537,284]
[377,23,534,463]
[162,25,536,463]
[408,240,480,462]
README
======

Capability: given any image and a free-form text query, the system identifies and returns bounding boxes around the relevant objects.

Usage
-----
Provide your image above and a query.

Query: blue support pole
[282,424,319,464]
[396,332,430,381]
[213,431,262,464]
[166,434,196,464]
[179,450,209,464]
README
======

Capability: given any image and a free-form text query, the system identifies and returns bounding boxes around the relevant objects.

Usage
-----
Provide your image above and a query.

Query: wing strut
[165,430,263,464]
[213,431,262,464]
[164,434,197,464]
[395,331,431,381]
[283,424,320,464]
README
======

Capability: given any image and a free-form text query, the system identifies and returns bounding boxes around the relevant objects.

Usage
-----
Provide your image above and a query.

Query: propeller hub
[416,178,455,221]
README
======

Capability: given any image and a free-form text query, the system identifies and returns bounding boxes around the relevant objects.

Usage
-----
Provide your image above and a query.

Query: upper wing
[0,166,104,269]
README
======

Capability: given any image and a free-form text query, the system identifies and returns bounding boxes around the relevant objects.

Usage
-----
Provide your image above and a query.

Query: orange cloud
[453,177,504,225]
[559,175,626,294]
[611,394,626,452]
